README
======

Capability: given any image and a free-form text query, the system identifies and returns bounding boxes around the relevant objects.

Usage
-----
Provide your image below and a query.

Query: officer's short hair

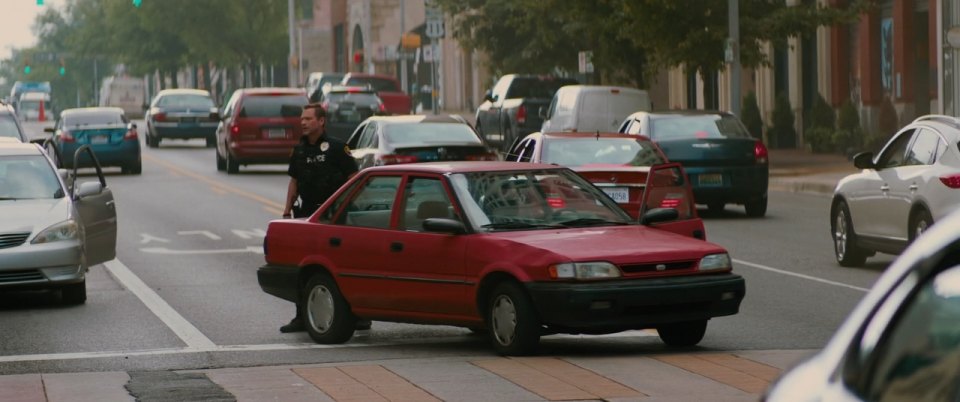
[304,103,326,119]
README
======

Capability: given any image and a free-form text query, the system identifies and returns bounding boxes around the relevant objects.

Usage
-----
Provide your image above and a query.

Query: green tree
[804,93,836,153]
[768,92,796,149]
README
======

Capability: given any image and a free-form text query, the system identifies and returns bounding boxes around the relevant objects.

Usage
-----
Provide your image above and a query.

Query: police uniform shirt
[287,134,358,206]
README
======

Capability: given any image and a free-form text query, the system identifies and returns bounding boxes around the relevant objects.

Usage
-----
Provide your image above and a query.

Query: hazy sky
[0,0,64,60]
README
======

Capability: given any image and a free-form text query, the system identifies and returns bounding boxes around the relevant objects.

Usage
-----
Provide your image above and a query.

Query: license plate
[698,173,723,186]
[180,117,196,123]
[602,187,630,203]
[90,135,109,144]
[267,128,287,139]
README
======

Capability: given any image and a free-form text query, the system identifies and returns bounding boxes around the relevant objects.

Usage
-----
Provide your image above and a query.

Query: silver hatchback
[0,140,117,304]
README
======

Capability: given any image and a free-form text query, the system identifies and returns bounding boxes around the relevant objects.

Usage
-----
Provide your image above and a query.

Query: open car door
[72,145,117,266]
[640,163,706,240]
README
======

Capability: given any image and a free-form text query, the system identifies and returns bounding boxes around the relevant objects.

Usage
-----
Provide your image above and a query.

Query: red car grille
[619,260,697,274]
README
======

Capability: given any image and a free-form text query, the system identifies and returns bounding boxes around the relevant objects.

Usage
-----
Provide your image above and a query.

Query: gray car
[0,141,117,304]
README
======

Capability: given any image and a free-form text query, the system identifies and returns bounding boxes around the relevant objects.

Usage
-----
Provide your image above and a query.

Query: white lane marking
[545,329,657,340]
[177,230,222,240]
[232,229,267,240]
[102,259,217,350]
[139,246,263,255]
[139,233,170,244]
[734,259,870,292]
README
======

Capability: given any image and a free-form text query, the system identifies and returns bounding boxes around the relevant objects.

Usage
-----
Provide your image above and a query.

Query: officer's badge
[320,141,329,152]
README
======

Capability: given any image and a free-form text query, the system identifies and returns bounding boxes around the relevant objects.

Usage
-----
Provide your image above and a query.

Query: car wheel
[657,319,707,347]
[216,148,226,171]
[129,159,142,175]
[909,208,934,243]
[744,195,767,217]
[61,281,86,305]
[488,281,540,356]
[226,150,239,174]
[833,201,868,267]
[145,130,156,148]
[707,202,724,214]
[302,273,356,344]
[206,136,216,148]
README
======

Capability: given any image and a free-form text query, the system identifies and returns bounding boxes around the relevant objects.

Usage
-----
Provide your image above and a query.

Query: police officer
[279,103,359,333]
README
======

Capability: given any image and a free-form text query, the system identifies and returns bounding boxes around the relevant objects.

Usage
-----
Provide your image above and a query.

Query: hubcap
[306,285,335,333]
[491,295,517,345]
[916,219,929,239]
[834,210,848,259]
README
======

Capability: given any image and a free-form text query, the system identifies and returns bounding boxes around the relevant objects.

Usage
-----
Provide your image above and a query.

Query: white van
[99,76,145,118]
[16,92,51,122]
[540,85,651,133]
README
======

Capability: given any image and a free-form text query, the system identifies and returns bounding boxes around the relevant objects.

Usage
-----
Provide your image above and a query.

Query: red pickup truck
[341,73,411,115]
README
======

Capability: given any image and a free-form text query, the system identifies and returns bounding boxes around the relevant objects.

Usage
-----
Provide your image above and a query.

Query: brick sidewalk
[2,349,814,401]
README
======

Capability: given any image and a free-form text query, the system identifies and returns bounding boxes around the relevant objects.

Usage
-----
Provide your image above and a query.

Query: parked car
[305,72,346,103]
[214,88,308,174]
[619,110,769,216]
[48,107,141,174]
[830,115,960,267]
[507,132,705,239]
[540,85,651,133]
[0,141,117,305]
[340,73,411,115]
[257,162,745,355]
[764,208,960,401]
[0,103,28,142]
[144,89,220,148]
[320,86,385,142]
[475,74,578,151]
[345,114,498,169]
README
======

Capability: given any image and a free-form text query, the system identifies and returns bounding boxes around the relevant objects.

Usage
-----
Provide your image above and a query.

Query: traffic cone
[38,100,46,122]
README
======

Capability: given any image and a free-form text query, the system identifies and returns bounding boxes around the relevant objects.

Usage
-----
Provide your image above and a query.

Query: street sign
[425,2,444,39]
[578,51,594,74]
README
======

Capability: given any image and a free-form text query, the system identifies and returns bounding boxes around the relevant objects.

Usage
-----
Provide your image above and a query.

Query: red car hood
[486,225,725,264]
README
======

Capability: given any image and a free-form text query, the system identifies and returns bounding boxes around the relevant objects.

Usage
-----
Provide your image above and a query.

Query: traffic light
[58,58,66,76]
[24,65,31,75]
[37,0,43,5]
[133,0,141,7]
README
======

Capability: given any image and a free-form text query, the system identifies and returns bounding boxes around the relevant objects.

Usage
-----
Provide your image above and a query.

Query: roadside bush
[804,94,836,153]
[768,92,796,149]
[835,100,863,155]
[741,91,764,139]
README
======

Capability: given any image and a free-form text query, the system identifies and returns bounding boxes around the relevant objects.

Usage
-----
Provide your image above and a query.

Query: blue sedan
[144,89,219,148]
[50,107,141,174]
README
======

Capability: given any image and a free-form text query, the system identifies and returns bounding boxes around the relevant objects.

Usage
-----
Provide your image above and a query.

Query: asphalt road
[0,124,894,374]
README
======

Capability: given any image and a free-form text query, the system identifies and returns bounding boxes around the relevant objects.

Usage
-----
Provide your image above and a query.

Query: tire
[487,281,540,356]
[302,273,356,344]
[61,281,86,305]
[123,159,142,175]
[744,195,767,217]
[832,201,868,267]
[206,136,216,148]
[657,319,707,347]
[908,209,933,243]
[226,150,239,174]
[216,149,226,171]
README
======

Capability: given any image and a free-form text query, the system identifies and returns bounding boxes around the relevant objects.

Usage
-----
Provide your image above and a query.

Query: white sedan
[831,115,960,266]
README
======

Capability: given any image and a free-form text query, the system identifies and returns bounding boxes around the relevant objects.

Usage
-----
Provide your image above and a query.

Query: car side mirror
[640,207,679,225]
[74,181,103,199]
[128,122,137,130]
[422,218,466,234]
[853,152,875,169]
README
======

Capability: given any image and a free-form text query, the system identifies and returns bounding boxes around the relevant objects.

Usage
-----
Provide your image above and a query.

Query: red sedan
[508,132,706,240]
[257,162,744,355]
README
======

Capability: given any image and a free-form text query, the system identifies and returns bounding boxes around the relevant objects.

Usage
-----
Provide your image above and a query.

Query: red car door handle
[390,242,403,252]
[880,185,889,192]
[329,237,341,247]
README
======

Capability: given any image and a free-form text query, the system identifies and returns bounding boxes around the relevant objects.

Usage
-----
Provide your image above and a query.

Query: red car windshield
[448,169,632,231]
[542,138,666,167]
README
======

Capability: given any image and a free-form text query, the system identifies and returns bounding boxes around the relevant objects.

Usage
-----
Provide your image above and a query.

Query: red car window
[399,176,459,231]
[335,175,402,229]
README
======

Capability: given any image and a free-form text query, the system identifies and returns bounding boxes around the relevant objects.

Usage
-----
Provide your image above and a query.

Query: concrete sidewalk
[767,148,858,195]
[2,349,815,402]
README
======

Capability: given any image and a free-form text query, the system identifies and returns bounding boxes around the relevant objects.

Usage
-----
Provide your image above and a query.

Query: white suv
[831,115,960,266]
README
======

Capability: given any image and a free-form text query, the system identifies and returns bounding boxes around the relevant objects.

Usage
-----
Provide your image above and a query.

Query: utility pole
[287,0,296,87]
[400,0,408,95]
[728,0,741,116]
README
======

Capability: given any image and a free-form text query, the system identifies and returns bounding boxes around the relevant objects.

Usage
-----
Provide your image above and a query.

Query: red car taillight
[939,174,960,188]
[124,128,138,140]
[60,131,75,143]
[153,112,167,122]
[516,105,526,125]
[466,153,499,161]
[380,154,418,165]
[230,124,240,136]
[754,140,769,164]
[378,103,387,114]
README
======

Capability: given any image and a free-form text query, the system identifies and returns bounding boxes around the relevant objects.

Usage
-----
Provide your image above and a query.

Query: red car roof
[363,161,562,174]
